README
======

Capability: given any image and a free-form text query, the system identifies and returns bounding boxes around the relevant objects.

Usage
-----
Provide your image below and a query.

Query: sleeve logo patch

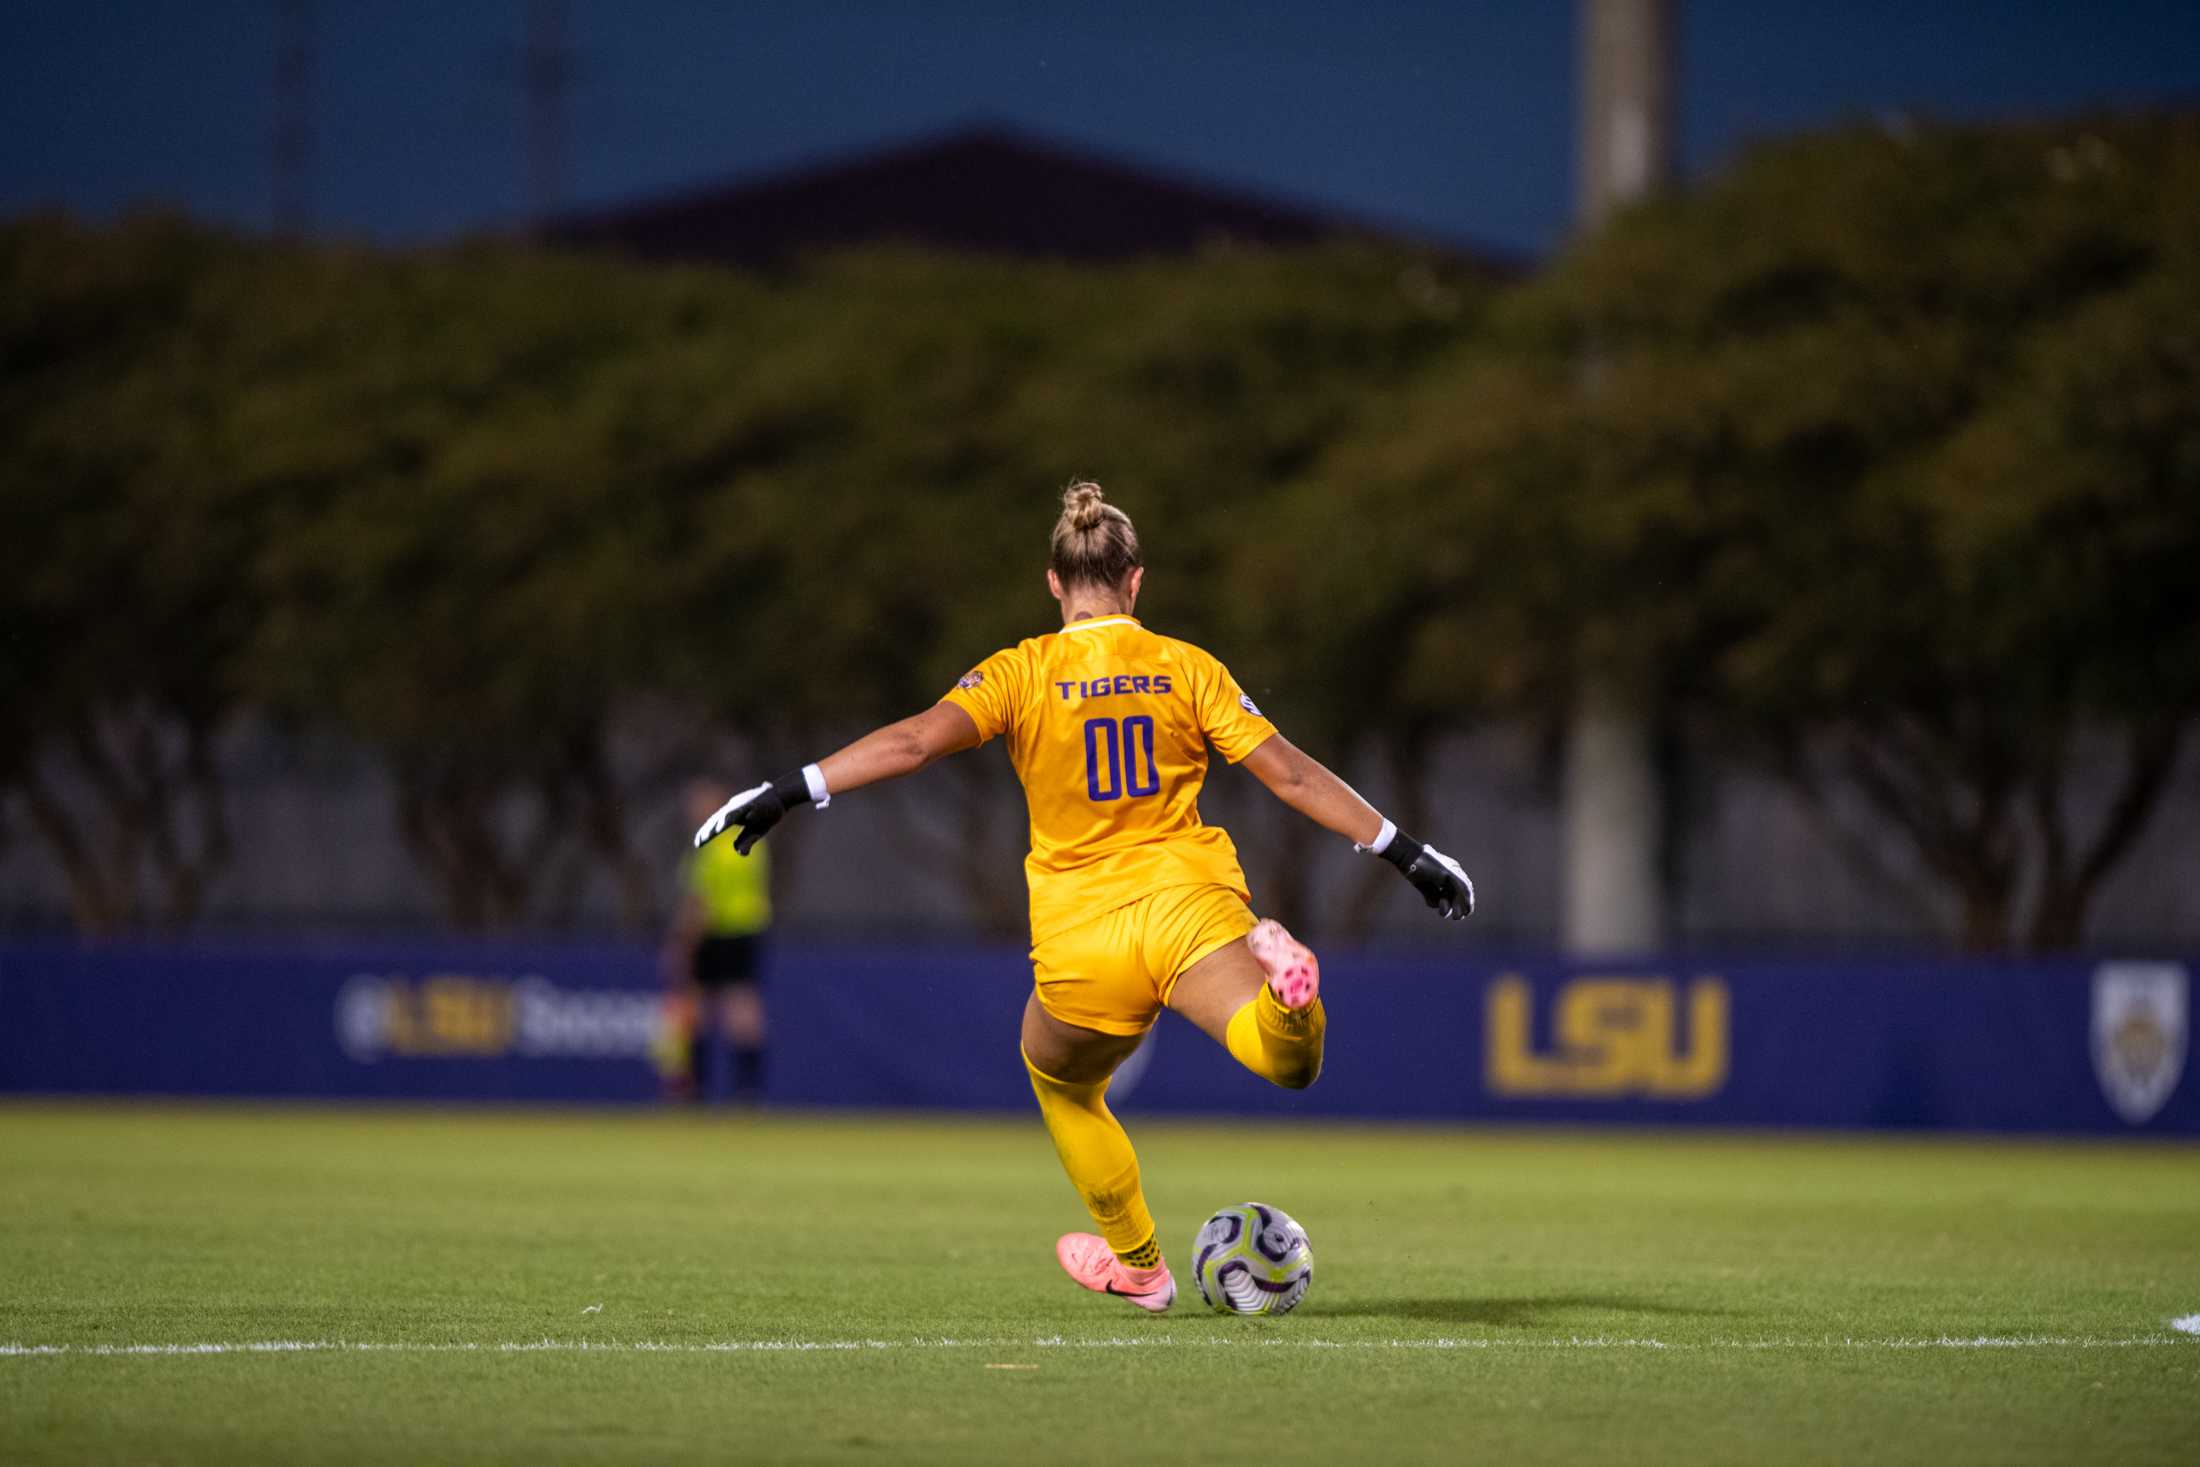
[1239,693,1263,717]
[956,669,985,690]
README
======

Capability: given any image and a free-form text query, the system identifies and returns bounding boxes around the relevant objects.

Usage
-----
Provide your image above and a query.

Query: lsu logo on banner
[337,974,512,1059]
[2091,962,2187,1125]
[1485,975,1729,1099]
[337,974,663,1063]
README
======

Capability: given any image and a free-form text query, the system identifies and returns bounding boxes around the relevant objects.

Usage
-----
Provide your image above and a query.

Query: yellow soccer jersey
[940,615,1278,944]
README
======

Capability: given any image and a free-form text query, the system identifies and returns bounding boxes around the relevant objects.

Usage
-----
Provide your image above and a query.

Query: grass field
[2,1103,2195,1465]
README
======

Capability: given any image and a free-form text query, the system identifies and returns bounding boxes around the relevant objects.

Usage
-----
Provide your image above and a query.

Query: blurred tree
[242,245,780,930]
[1921,262,2200,947]
[1253,346,1584,936]
[0,216,263,932]
[1335,113,2200,949]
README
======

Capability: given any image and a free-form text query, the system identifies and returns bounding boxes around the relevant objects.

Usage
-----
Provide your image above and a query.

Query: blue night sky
[4,1,2196,257]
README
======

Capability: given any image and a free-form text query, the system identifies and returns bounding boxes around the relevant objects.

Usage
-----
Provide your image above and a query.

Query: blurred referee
[663,778,774,1102]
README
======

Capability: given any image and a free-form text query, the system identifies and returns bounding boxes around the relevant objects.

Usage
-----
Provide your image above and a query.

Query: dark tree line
[4,111,2195,949]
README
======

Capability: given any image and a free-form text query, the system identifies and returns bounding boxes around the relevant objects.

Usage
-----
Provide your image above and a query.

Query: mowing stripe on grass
[3,1334,2192,1358]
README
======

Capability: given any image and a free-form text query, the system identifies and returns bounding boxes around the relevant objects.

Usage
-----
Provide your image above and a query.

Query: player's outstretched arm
[692,703,982,853]
[1238,734,1385,845]
[817,702,982,796]
[1239,735,1474,921]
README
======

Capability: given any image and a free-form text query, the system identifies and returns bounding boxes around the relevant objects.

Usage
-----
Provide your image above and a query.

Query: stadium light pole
[1562,0,1676,956]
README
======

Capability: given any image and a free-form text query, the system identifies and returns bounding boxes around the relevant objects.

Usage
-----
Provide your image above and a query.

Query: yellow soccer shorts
[1030,883,1258,1036]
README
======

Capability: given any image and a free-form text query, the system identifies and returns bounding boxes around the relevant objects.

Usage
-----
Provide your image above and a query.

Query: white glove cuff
[1355,818,1397,856]
[802,762,831,809]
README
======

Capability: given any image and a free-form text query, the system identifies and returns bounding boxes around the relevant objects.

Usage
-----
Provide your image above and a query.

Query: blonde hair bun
[1062,480,1108,531]
[1049,480,1140,590]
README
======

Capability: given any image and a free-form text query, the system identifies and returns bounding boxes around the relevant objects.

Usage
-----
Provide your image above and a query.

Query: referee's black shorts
[694,933,764,990]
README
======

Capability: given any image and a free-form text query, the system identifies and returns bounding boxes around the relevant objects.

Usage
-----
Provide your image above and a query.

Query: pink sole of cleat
[1056,1233,1176,1314]
[1247,918,1320,1010]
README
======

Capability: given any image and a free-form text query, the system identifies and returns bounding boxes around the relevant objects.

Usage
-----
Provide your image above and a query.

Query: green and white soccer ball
[1191,1202,1313,1315]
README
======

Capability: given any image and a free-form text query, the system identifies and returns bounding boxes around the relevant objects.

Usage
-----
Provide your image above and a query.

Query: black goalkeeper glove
[1377,831,1475,921]
[692,771,815,855]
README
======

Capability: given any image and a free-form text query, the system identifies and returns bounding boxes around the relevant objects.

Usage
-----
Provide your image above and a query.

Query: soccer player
[694,483,1473,1312]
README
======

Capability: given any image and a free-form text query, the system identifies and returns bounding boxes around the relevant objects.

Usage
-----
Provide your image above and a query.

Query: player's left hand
[1379,831,1475,921]
[692,774,806,854]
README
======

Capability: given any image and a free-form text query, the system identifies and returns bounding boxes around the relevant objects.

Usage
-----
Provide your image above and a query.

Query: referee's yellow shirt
[687,838,771,937]
[940,616,1278,943]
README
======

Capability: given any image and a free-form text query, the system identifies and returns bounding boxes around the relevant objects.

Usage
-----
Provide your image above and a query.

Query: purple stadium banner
[0,937,2192,1135]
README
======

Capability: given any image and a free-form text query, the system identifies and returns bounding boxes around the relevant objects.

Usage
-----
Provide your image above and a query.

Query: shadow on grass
[1316,1294,1735,1326]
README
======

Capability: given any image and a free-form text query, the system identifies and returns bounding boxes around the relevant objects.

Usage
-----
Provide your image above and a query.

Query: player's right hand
[1379,832,1475,921]
[692,773,808,855]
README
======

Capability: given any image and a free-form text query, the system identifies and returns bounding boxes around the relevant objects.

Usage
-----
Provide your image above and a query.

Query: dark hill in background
[539,124,1519,272]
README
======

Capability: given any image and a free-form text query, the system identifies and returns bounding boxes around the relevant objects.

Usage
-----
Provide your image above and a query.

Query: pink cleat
[1247,918,1320,1010]
[1055,1233,1176,1313]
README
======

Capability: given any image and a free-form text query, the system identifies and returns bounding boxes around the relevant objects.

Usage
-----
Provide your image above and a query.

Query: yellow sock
[1225,984,1326,1090]
[1116,1236,1162,1269]
[1022,1048,1158,1260]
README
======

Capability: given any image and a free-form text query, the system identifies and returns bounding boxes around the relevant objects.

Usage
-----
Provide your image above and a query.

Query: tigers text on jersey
[940,615,1278,944]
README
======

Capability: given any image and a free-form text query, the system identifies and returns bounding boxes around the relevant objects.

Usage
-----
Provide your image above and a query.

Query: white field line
[1,1333,2192,1359]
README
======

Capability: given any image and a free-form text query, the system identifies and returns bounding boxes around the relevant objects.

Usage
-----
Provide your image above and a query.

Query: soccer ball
[1191,1202,1313,1316]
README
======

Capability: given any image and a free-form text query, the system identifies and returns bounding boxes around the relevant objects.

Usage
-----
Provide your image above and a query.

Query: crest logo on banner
[2091,963,2188,1125]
